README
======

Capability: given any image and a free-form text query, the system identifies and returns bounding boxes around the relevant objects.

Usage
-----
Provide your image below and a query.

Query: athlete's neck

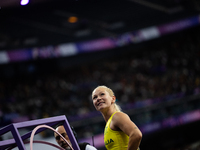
[101,107,117,122]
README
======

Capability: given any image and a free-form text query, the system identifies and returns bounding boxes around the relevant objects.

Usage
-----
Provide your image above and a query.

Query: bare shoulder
[113,111,130,120]
[111,112,131,126]
[111,112,141,136]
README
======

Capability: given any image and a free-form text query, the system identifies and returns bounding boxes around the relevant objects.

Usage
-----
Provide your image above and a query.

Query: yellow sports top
[104,112,129,150]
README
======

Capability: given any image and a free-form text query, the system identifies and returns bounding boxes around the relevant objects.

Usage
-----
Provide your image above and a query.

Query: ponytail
[114,103,122,112]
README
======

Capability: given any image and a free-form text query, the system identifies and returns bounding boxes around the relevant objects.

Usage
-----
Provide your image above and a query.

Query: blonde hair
[93,85,122,112]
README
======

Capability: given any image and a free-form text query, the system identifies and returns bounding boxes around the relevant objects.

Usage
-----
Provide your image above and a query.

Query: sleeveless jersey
[104,112,129,150]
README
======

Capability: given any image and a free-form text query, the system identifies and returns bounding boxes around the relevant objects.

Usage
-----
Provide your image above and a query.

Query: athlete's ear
[111,96,116,104]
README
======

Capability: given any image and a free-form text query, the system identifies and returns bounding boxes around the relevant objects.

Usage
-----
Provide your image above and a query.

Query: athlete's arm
[111,112,142,150]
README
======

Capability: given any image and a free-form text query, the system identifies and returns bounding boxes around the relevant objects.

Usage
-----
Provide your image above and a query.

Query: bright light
[20,0,29,5]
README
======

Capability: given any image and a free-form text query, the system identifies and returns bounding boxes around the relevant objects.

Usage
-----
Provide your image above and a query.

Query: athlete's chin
[97,106,105,111]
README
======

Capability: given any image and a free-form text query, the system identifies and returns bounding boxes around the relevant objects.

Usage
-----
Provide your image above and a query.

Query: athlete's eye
[93,96,97,100]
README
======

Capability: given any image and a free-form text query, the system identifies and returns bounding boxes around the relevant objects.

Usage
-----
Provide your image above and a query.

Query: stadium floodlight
[20,0,29,5]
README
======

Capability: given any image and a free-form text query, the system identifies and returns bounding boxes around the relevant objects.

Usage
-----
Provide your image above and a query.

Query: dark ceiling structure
[0,0,200,51]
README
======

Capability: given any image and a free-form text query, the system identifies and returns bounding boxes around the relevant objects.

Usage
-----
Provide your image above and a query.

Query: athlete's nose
[97,95,101,101]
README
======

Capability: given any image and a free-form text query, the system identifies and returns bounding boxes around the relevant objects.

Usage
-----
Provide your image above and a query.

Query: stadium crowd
[0,27,200,149]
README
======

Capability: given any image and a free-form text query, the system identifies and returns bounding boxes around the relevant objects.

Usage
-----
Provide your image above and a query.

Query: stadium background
[0,0,200,149]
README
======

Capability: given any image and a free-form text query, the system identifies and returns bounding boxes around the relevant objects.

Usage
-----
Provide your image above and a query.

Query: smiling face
[54,125,72,150]
[92,86,115,111]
